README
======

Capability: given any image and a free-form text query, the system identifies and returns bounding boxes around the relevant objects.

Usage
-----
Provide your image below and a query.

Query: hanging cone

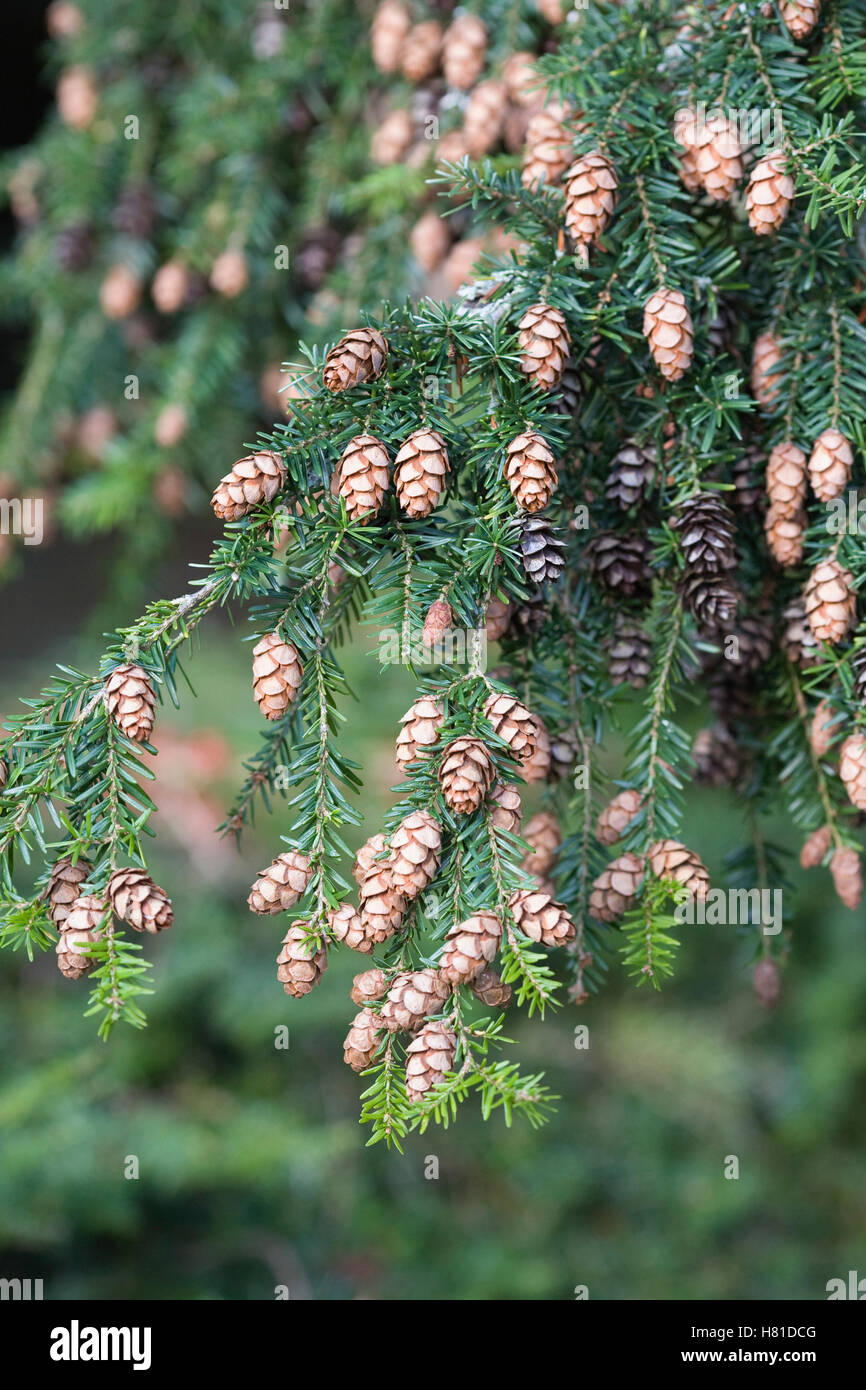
[371,108,414,165]
[563,151,618,255]
[853,648,866,704]
[351,967,387,1007]
[371,1,410,74]
[401,21,443,81]
[438,911,502,984]
[47,856,92,928]
[673,492,737,573]
[751,331,783,407]
[746,152,794,235]
[606,439,656,510]
[56,894,106,980]
[394,428,449,519]
[673,106,702,193]
[409,213,451,272]
[358,861,406,942]
[522,811,561,876]
[470,965,512,1008]
[522,714,552,783]
[807,428,852,502]
[211,451,286,520]
[782,598,820,666]
[489,781,522,835]
[643,286,694,381]
[781,1,821,41]
[329,903,374,954]
[680,571,740,629]
[210,249,249,298]
[766,441,807,516]
[726,615,775,673]
[804,558,856,645]
[648,838,710,899]
[104,664,156,743]
[732,443,766,510]
[800,825,832,869]
[549,725,582,781]
[483,691,539,765]
[388,809,442,899]
[396,696,444,768]
[504,431,558,512]
[334,434,390,522]
[252,632,303,719]
[465,79,507,156]
[485,598,513,642]
[503,51,539,108]
[421,599,452,650]
[404,1019,457,1099]
[380,968,450,1032]
[509,888,575,946]
[753,958,780,1009]
[248,850,312,914]
[520,517,566,584]
[517,302,571,391]
[765,505,805,568]
[442,13,486,89]
[830,846,862,910]
[589,853,645,922]
[590,532,652,596]
[693,112,743,201]
[608,619,652,688]
[323,328,388,392]
[839,732,866,810]
[276,923,327,997]
[108,867,173,932]
[522,103,574,189]
[693,723,741,787]
[353,833,387,885]
[439,736,494,814]
[595,788,642,846]
[810,698,837,758]
[343,1008,384,1072]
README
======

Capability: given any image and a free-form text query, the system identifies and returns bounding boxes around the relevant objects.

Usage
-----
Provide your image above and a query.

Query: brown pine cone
[830,846,862,910]
[782,598,821,666]
[396,696,444,768]
[358,861,406,942]
[693,112,743,201]
[470,965,512,1008]
[753,958,780,1009]
[504,431,558,512]
[323,328,388,392]
[503,51,538,108]
[751,331,783,407]
[800,824,832,869]
[329,903,374,954]
[727,615,775,674]
[56,895,106,979]
[517,303,571,391]
[522,714,552,784]
[47,856,92,928]
[606,439,656,510]
[394,429,449,519]
[442,13,486,89]
[353,833,387,885]
[389,809,442,899]
[108,867,173,933]
[673,491,737,573]
[439,736,494,814]
[746,152,794,236]
[409,212,451,271]
[608,619,652,688]
[464,78,507,156]
[590,532,652,597]
[211,451,286,521]
[681,571,740,629]
[648,838,710,900]
[405,1018,457,1099]
[807,428,852,503]
[489,781,522,835]
[276,923,327,998]
[152,260,189,313]
[673,106,702,193]
[549,725,581,781]
[371,108,413,165]
[99,264,142,319]
[522,103,574,189]
[422,599,453,649]
[643,286,694,381]
[563,151,618,255]
[810,698,837,758]
[105,664,156,743]
[589,852,645,922]
[380,967,450,1031]
[248,850,312,915]
[522,811,561,876]
[485,597,513,642]
[509,888,575,947]
[401,20,443,80]
[371,0,410,73]
[693,723,742,787]
[765,505,805,568]
[839,732,866,811]
[781,0,821,41]
[335,434,390,522]
[483,691,538,765]
[595,788,642,846]
[766,440,807,516]
[439,910,502,984]
[252,632,303,719]
[537,0,567,20]
[209,249,249,298]
[351,967,387,1007]
[732,444,766,510]
[343,1008,385,1072]
[804,558,856,645]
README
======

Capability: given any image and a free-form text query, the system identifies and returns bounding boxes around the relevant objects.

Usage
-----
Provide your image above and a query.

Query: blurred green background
[1,533,865,1302]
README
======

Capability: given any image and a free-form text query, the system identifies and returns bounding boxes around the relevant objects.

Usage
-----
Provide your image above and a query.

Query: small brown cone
[276,923,327,998]
[563,151,618,255]
[152,260,189,314]
[389,809,442,899]
[485,597,512,642]
[100,264,142,319]
[595,788,643,846]
[334,434,390,522]
[248,850,312,914]
[751,331,783,407]
[807,428,852,503]
[380,968,450,1032]
[371,0,410,73]
[672,106,702,193]
[522,714,552,784]
[489,782,522,835]
[483,690,538,765]
[522,811,561,876]
[830,846,862,910]
[343,1008,384,1072]
[782,598,821,667]
[396,696,444,768]
[108,867,173,933]
[57,65,97,129]
[439,911,502,984]
[210,249,249,298]
[643,286,694,381]
[328,903,374,954]
[353,833,387,885]
[464,79,507,157]
[350,967,387,1007]
[105,664,156,743]
[47,857,92,928]
[358,861,406,942]
[422,599,452,649]
[371,108,413,165]
[518,303,571,391]
[439,736,494,814]
[252,632,303,719]
[746,152,794,236]
[504,431,558,512]
[211,451,286,521]
[810,698,837,759]
[509,888,575,947]
[804,558,856,645]
[401,21,442,81]
[766,441,807,516]
[405,1019,457,1098]
[765,505,805,568]
[409,213,451,272]
[692,112,743,202]
[589,853,645,922]
[839,732,866,811]
[800,825,832,869]
[470,966,512,1008]
[648,838,710,900]
[56,894,106,980]
[753,958,780,1010]
[781,1,821,41]
[442,13,486,90]
[503,51,539,108]
[323,327,388,393]
[522,102,574,189]
[394,429,449,518]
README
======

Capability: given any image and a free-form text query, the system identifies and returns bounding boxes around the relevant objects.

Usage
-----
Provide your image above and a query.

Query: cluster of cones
[49,859,172,981]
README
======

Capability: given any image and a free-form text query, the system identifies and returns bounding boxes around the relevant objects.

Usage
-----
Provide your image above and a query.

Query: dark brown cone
[549,725,581,780]
[105,664,156,743]
[343,1008,384,1072]
[692,723,741,787]
[334,434,390,522]
[648,838,710,900]
[439,910,502,984]
[380,968,450,1031]
[108,867,173,932]
[504,431,558,512]
[781,598,820,667]
[323,328,388,392]
[211,451,286,520]
[517,303,571,391]
[56,895,106,979]
[753,958,780,1009]
[606,440,656,510]
[394,429,449,518]
[388,809,442,899]
[590,532,652,597]
[396,696,444,768]
[350,967,387,1007]
[276,922,327,998]
[520,517,566,585]
[679,572,739,631]
[608,619,652,688]
[509,888,575,947]
[252,632,303,719]
[673,492,736,573]
[48,856,92,927]
[248,850,312,914]
[404,1019,457,1098]
[589,852,644,922]
[439,736,494,815]
[852,648,866,704]
[470,966,512,1008]
[727,615,775,674]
